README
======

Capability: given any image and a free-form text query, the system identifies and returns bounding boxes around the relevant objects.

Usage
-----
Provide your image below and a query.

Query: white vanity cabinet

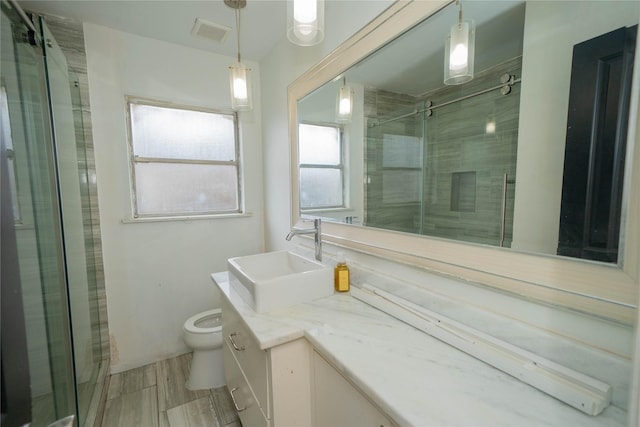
[312,351,398,427]
[221,297,313,427]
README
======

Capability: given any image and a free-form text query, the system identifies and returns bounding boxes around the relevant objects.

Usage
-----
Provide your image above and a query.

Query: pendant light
[287,0,325,46]
[336,77,353,123]
[444,0,475,85]
[226,0,252,110]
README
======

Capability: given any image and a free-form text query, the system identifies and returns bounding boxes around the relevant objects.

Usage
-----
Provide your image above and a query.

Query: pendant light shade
[336,79,353,123]
[287,0,325,46]
[226,0,253,110]
[444,1,475,85]
[229,62,252,110]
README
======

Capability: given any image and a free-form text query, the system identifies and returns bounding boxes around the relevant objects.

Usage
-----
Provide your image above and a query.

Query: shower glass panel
[2,4,105,425]
[70,70,104,425]
[365,99,425,234]
[40,18,103,426]
[421,59,520,247]
[365,57,521,247]
[1,2,76,424]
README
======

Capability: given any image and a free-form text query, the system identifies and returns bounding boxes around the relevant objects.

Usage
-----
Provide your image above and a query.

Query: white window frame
[298,122,345,210]
[125,96,242,219]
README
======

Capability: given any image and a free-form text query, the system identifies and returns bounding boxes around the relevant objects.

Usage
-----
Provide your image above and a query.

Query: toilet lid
[184,309,222,334]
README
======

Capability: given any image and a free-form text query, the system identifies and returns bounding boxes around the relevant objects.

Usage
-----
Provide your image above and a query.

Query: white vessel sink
[227,251,333,313]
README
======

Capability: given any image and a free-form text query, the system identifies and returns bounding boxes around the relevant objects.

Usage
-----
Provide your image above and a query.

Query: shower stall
[364,57,522,248]
[1,1,106,426]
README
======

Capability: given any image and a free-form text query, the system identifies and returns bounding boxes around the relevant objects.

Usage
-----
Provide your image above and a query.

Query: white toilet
[182,308,224,390]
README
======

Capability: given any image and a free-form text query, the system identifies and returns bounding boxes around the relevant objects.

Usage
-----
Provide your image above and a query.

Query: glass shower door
[40,18,103,426]
[365,101,425,234]
[1,2,76,425]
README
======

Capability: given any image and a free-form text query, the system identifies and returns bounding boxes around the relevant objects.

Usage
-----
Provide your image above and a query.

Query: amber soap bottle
[334,252,350,292]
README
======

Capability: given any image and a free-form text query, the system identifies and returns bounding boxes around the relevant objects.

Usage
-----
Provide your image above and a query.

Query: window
[298,123,344,209]
[126,98,241,218]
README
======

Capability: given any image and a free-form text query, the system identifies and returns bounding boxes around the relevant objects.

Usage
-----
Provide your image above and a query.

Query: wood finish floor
[100,353,240,427]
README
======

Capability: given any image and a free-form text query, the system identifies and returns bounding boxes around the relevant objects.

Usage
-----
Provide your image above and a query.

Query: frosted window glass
[130,104,235,161]
[300,168,342,208]
[127,99,241,217]
[135,163,238,214]
[299,123,340,165]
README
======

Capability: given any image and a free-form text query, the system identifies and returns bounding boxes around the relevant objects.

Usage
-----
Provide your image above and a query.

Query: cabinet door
[312,352,396,427]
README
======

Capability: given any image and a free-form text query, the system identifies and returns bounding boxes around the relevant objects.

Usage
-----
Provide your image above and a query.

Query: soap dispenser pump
[334,252,350,292]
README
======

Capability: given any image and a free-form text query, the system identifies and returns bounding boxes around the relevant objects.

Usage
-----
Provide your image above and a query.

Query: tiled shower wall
[36,13,110,367]
[365,88,422,232]
[365,57,522,247]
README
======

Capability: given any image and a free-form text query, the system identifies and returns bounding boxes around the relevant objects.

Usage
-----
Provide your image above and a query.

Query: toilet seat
[184,309,222,334]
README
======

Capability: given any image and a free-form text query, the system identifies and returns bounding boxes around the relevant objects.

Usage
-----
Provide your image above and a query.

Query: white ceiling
[19,0,526,95]
[19,0,288,61]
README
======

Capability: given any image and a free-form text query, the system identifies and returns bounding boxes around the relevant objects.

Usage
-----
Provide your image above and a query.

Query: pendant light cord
[457,0,462,28]
[235,6,242,63]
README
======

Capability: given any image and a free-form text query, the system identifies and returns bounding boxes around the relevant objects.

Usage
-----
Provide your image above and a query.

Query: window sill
[302,208,353,214]
[121,212,252,224]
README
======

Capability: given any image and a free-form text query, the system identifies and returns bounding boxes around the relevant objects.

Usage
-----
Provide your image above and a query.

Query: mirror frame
[288,0,640,324]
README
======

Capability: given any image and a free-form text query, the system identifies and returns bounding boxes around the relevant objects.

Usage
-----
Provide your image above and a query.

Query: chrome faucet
[286,218,322,262]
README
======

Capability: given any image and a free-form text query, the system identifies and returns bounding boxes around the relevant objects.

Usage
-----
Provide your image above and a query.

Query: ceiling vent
[191,18,232,43]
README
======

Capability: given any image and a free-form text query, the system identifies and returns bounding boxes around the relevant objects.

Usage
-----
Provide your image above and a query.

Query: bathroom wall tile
[87,362,109,427]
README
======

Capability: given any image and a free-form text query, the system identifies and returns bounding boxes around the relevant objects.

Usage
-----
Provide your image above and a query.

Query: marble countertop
[212,272,627,427]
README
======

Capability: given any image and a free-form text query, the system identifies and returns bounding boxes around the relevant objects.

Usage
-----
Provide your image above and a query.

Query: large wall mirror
[289,0,640,324]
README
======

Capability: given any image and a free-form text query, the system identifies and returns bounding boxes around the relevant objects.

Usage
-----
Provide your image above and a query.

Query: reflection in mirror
[297,0,639,264]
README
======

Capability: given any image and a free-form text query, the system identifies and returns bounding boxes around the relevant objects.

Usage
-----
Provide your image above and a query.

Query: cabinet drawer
[223,343,269,427]
[222,298,270,416]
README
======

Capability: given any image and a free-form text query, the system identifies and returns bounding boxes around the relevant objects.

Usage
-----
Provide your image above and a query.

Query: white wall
[512,1,640,254]
[84,24,265,372]
[262,0,394,250]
